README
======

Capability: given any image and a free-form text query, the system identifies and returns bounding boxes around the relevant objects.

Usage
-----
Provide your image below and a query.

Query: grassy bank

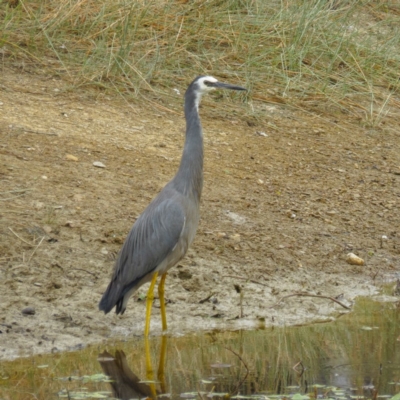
[1,0,400,123]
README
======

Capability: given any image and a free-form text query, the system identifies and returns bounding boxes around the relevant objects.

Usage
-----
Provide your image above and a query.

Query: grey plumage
[99,75,245,321]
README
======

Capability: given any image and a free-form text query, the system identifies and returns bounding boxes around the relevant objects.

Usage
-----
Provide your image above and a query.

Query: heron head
[187,76,245,110]
[195,76,246,94]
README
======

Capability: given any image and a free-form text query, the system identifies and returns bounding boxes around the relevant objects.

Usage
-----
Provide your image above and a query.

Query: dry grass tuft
[1,0,400,124]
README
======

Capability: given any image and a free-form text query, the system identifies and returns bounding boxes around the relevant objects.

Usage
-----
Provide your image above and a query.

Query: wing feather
[99,193,185,313]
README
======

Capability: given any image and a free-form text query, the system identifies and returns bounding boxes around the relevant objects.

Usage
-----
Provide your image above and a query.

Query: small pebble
[65,154,78,162]
[286,210,296,218]
[42,225,52,234]
[346,252,365,266]
[93,161,106,168]
[22,307,36,316]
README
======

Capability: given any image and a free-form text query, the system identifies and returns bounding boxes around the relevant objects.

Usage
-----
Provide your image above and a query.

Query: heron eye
[204,81,213,87]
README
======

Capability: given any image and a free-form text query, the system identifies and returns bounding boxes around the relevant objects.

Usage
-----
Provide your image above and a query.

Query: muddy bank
[1,69,399,360]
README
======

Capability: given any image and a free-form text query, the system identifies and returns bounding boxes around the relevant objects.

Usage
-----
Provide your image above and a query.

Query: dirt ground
[1,68,399,361]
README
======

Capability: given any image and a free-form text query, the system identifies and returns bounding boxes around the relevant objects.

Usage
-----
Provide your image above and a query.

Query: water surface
[1,298,399,399]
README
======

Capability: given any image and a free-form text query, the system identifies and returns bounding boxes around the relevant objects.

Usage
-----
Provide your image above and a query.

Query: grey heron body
[99,76,245,335]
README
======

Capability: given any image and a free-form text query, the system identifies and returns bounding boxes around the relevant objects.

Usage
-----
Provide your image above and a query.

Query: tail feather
[99,281,124,314]
[99,273,152,315]
[115,297,126,315]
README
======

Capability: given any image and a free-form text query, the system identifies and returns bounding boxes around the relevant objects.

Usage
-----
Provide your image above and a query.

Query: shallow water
[1,298,399,399]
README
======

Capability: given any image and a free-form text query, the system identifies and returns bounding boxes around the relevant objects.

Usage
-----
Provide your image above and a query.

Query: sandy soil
[1,68,399,361]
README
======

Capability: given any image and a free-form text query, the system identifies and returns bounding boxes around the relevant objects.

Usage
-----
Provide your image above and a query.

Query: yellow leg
[158,335,167,394]
[158,273,168,332]
[145,272,159,337]
[145,337,157,398]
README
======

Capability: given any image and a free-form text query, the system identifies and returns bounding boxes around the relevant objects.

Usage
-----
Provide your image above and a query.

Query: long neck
[173,93,204,201]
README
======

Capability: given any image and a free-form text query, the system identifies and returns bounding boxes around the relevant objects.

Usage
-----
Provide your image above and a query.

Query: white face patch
[197,76,218,93]
[193,76,218,110]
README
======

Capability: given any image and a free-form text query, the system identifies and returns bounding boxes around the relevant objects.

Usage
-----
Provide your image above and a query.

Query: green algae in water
[1,298,400,399]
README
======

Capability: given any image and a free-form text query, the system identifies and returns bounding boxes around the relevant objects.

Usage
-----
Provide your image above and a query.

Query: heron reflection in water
[98,336,167,399]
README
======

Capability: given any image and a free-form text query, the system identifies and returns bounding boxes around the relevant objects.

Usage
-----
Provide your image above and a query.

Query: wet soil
[1,68,399,360]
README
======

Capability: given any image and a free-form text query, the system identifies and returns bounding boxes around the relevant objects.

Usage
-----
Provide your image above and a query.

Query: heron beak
[213,81,246,91]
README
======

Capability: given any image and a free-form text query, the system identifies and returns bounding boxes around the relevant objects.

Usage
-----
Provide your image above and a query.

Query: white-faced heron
[99,76,246,336]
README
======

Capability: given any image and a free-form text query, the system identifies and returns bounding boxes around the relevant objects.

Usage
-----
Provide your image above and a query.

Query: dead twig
[0,189,31,195]
[292,361,305,377]
[199,292,215,304]
[8,227,34,246]
[372,270,379,281]
[234,284,244,318]
[70,268,97,278]
[222,274,269,287]
[0,193,29,201]
[27,236,45,263]
[271,292,351,310]
[224,346,249,395]
[26,129,58,136]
